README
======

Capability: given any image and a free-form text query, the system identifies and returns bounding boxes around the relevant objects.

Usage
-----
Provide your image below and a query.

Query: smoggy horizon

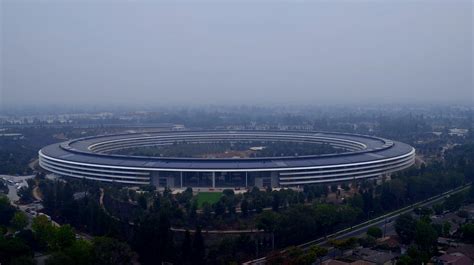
[1,1,473,109]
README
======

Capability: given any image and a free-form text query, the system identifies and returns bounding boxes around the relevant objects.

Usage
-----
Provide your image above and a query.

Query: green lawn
[196,192,222,207]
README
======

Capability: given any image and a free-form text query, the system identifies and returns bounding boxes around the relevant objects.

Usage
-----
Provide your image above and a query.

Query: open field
[196,192,222,207]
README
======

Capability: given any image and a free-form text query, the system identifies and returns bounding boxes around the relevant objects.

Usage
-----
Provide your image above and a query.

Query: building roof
[438,253,472,265]
[40,130,414,171]
[377,236,401,249]
[447,245,474,260]
[354,248,398,265]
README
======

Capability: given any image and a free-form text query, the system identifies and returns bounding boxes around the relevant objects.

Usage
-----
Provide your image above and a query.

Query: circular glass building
[39,130,415,189]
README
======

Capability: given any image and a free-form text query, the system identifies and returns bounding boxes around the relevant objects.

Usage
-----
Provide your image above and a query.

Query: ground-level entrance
[151,171,279,189]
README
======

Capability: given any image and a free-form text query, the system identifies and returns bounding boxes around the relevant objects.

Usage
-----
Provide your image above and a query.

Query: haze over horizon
[1,0,473,109]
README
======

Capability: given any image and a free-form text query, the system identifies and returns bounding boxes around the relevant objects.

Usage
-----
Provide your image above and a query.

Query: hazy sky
[1,0,472,108]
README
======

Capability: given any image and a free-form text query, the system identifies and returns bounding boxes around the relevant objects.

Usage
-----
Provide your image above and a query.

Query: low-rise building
[354,248,398,265]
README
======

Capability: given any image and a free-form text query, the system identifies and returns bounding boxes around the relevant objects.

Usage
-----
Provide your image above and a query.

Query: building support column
[156,171,160,187]
[245,172,248,188]
[180,172,183,188]
[212,172,216,188]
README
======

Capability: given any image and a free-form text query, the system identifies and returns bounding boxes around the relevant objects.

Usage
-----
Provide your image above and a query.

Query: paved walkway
[32,186,42,201]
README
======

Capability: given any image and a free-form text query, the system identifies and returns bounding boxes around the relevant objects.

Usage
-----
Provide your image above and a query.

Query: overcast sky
[1,0,472,108]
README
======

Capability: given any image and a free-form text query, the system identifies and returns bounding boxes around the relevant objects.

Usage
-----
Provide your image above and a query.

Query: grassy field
[196,192,222,207]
